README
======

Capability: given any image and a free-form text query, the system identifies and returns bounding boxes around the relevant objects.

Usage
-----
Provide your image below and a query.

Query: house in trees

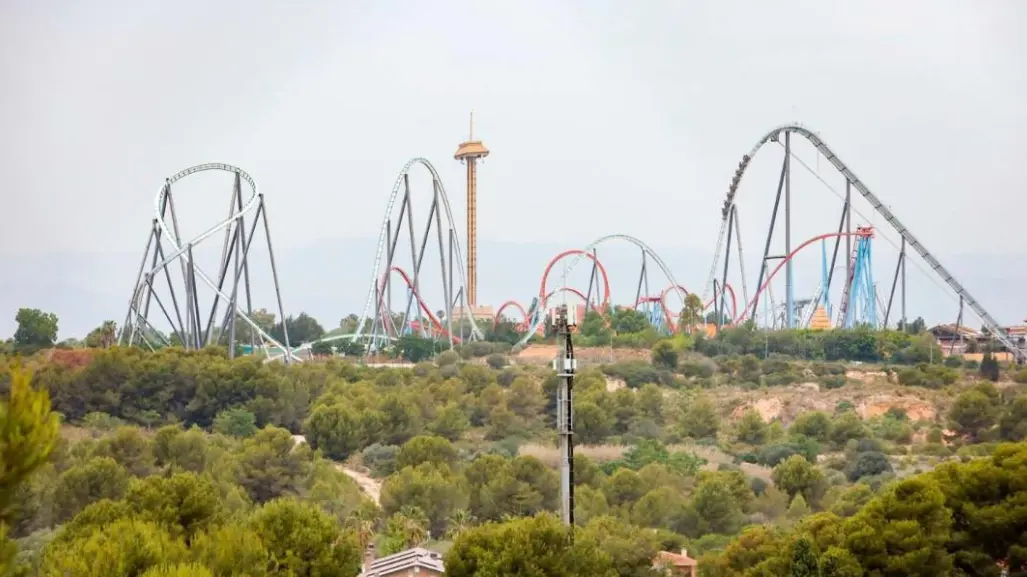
[929,323,1023,362]
[653,549,698,577]
[360,547,446,577]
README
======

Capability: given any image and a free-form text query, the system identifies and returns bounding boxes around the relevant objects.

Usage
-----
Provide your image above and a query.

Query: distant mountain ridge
[1,238,1024,340]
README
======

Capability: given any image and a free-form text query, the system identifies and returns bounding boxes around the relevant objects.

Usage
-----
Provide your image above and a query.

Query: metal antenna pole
[553,304,577,528]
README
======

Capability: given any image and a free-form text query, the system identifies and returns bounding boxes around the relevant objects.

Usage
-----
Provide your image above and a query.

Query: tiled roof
[360,547,445,576]
[930,324,980,337]
[655,550,698,568]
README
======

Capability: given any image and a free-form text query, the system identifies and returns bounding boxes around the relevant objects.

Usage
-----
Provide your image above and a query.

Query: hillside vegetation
[2,308,1027,576]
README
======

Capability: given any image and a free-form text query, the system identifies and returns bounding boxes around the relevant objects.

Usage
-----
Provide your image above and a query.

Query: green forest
[1,305,1027,576]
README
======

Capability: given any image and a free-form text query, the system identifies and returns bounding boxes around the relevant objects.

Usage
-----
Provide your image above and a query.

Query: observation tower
[454,113,494,322]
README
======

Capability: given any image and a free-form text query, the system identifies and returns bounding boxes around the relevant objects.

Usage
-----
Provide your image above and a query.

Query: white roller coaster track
[353,158,484,342]
[123,163,301,363]
[705,124,1023,361]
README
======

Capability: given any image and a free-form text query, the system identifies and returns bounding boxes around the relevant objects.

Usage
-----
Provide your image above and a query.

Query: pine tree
[786,494,811,521]
[1,366,60,573]
[980,352,1000,382]
[791,537,820,577]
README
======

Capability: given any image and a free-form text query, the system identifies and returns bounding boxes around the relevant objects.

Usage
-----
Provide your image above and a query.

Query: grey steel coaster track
[706,124,1023,361]
[120,163,299,363]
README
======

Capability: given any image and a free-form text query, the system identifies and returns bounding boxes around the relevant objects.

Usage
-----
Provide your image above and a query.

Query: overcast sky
[2,1,1026,334]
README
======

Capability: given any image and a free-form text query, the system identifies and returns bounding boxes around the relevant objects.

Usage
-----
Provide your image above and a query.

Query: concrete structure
[653,549,699,576]
[930,323,1027,361]
[360,547,445,577]
[454,113,489,310]
[450,304,496,323]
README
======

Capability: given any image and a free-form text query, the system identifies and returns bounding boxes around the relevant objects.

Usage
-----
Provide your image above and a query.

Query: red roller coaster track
[376,233,871,343]
[377,265,461,343]
[493,300,529,329]
[632,283,739,333]
[732,229,873,326]
[493,287,606,330]
[538,249,612,311]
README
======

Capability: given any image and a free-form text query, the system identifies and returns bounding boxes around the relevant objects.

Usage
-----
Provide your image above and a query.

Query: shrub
[436,350,460,367]
[362,443,399,477]
[212,409,258,438]
[679,360,715,379]
[943,355,963,368]
[486,354,508,370]
[497,368,518,387]
[819,374,847,390]
[602,361,663,388]
[846,451,893,481]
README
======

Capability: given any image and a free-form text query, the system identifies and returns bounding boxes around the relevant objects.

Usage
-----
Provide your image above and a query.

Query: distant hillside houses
[930,322,1027,362]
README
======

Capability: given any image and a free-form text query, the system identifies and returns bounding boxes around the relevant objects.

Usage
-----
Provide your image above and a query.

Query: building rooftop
[455,112,489,160]
[359,547,445,577]
[930,324,981,338]
[454,140,489,160]
[654,549,698,568]
[931,323,1027,338]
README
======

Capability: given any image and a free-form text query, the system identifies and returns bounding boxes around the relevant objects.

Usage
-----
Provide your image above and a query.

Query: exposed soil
[45,348,96,370]
[714,370,950,424]
[291,435,382,504]
[513,344,651,366]
[337,465,382,504]
[605,377,627,392]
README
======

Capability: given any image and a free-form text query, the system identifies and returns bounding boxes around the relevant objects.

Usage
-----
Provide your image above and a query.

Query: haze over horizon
[2,1,1025,340]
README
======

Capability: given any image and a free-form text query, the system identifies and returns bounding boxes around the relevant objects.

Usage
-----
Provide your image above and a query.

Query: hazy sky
[2,1,1026,335]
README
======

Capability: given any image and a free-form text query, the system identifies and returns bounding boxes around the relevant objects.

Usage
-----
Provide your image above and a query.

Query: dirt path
[292,435,382,504]
[337,465,382,504]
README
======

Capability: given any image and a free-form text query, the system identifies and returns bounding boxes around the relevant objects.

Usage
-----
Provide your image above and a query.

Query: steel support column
[784,132,794,329]
[750,155,788,320]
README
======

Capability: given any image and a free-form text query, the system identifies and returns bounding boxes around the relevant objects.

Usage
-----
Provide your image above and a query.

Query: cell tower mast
[551,305,578,528]
[454,113,489,306]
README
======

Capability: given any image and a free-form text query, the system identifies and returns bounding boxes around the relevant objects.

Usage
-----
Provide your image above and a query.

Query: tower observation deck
[454,113,489,309]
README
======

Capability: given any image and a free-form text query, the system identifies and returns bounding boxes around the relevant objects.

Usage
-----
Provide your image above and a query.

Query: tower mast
[454,113,489,307]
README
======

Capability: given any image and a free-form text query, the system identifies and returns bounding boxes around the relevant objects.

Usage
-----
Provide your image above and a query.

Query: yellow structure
[454,113,489,307]
[809,305,831,330]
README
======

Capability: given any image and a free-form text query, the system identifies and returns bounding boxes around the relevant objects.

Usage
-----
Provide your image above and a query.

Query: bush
[835,401,855,414]
[602,361,664,388]
[749,477,768,496]
[757,437,818,466]
[497,368,518,387]
[436,350,460,367]
[464,341,497,358]
[212,409,258,438]
[679,360,715,379]
[846,451,893,481]
[486,354,508,370]
[651,340,678,370]
[362,443,399,477]
[819,374,847,390]
[897,364,958,389]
